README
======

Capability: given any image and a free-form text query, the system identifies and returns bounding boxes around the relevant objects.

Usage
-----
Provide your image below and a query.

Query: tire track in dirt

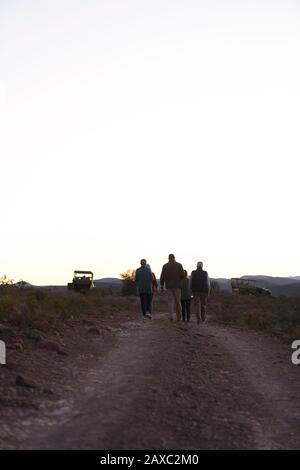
[3,314,300,449]
[210,324,300,449]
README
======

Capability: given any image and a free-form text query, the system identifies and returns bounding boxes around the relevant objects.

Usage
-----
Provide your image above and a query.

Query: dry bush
[120,269,136,296]
[0,275,14,286]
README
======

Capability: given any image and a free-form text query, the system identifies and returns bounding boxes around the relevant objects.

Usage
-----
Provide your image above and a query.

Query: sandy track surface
[1,313,300,450]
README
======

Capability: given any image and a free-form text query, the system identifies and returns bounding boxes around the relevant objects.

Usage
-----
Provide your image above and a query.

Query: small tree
[120,269,136,296]
[0,275,14,286]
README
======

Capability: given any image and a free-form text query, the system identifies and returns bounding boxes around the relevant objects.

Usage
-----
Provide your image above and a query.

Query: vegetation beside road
[0,287,135,340]
[1,285,299,344]
[0,287,142,424]
[210,292,300,341]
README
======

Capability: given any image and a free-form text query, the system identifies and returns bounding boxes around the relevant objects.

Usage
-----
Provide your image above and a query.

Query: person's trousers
[139,293,152,316]
[166,288,182,321]
[193,293,208,322]
[181,299,191,322]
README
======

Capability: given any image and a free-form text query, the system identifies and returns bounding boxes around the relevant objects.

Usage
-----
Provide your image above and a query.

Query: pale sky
[1,0,299,285]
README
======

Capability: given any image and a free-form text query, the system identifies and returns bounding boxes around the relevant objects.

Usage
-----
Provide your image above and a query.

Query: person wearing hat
[190,261,210,323]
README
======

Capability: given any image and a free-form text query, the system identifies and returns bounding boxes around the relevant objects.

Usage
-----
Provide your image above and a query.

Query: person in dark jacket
[160,254,185,321]
[190,261,210,323]
[135,259,153,319]
[181,270,192,322]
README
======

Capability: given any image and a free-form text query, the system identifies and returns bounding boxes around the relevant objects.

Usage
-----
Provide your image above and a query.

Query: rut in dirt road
[14,315,300,449]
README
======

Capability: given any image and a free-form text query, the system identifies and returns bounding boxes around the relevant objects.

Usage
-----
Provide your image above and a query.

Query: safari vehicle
[68,270,94,293]
[231,278,271,296]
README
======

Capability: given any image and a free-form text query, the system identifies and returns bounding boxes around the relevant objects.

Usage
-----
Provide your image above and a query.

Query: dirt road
[1,312,300,450]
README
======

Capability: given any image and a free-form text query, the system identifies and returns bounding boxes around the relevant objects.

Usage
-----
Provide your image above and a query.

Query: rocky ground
[0,299,299,450]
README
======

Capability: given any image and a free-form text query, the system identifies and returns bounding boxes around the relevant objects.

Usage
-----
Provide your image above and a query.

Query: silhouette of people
[146,264,158,295]
[160,254,185,321]
[190,261,210,323]
[135,259,153,319]
[181,270,192,322]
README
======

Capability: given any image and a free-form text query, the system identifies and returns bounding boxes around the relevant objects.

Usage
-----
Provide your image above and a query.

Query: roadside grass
[1,287,299,343]
[210,292,300,341]
[0,287,135,336]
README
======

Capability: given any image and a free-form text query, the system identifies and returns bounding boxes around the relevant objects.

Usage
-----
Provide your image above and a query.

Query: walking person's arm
[152,273,158,290]
[207,272,211,296]
[134,269,140,296]
[160,266,165,291]
[147,269,154,294]
[179,263,185,279]
[190,271,194,295]
[188,276,193,299]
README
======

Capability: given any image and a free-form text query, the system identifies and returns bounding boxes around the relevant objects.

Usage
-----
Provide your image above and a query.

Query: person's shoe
[145,312,152,319]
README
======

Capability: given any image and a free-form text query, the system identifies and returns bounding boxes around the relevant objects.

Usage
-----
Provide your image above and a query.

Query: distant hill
[13,280,33,288]
[211,278,231,292]
[235,275,300,297]
[241,275,300,287]
[94,278,122,293]
[14,275,300,298]
[269,283,300,297]
[94,278,122,285]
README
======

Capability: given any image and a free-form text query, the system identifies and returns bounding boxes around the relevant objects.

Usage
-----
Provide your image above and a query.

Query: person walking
[181,270,192,322]
[146,264,158,315]
[190,261,210,323]
[160,254,185,321]
[135,259,153,319]
[146,264,158,293]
